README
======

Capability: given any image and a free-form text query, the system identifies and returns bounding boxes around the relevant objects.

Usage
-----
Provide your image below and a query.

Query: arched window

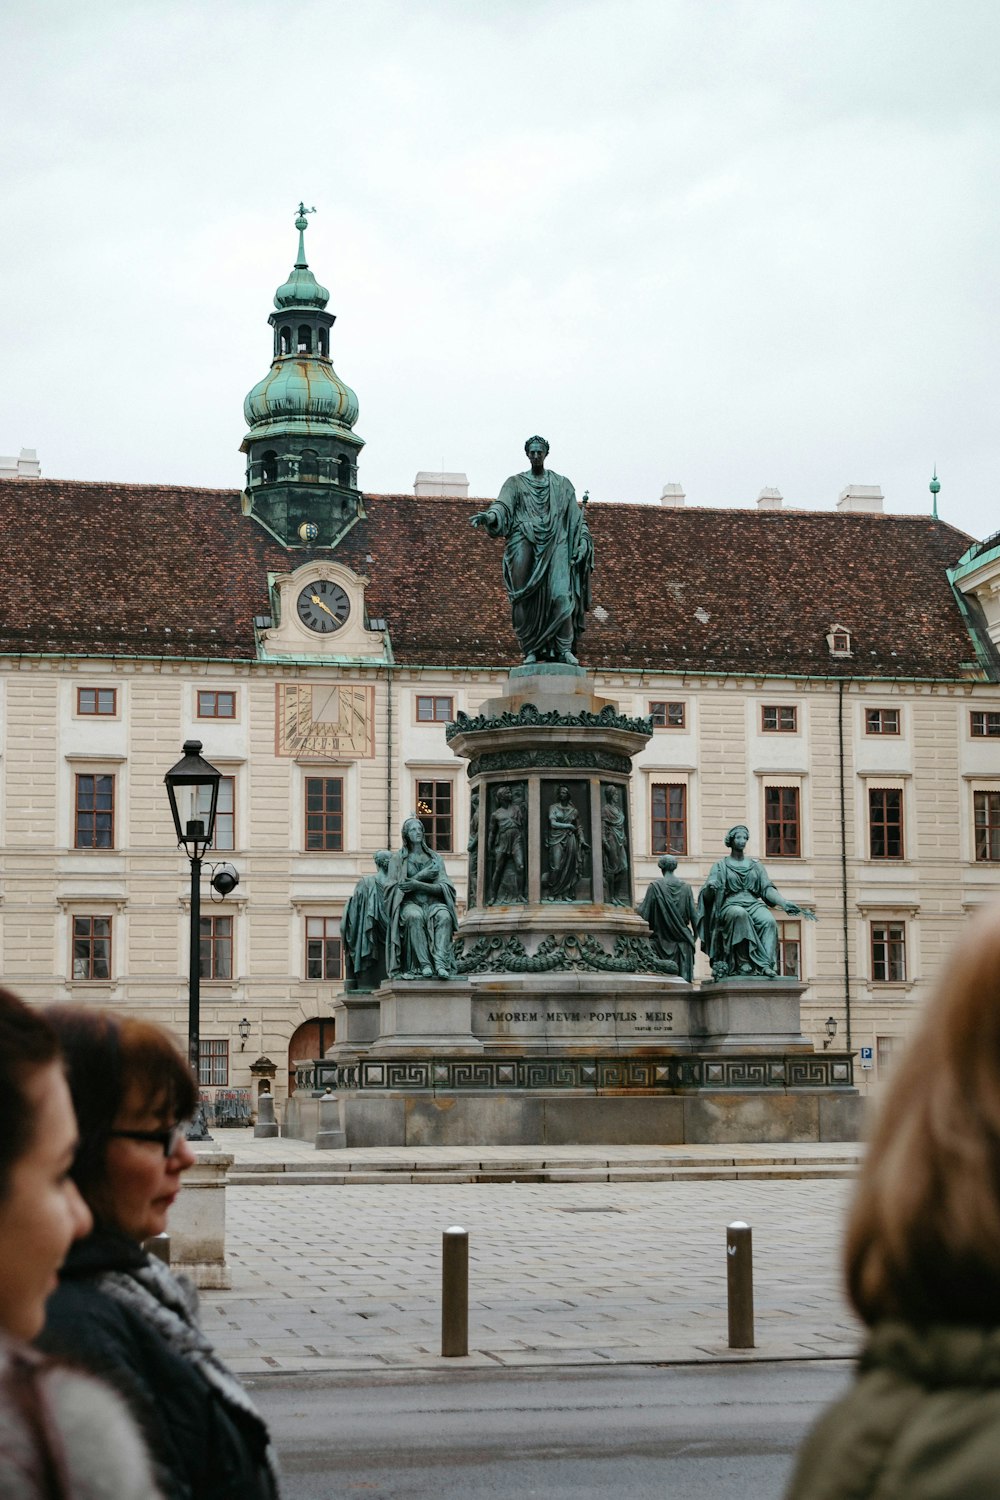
[300,449,319,482]
[318,328,329,357]
[261,450,278,485]
[279,326,291,355]
[297,324,311,354]
[337,455,351,488]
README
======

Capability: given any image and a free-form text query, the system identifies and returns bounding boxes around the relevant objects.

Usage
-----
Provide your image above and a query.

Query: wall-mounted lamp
[823,1015,838,1050]
[238,1016,251,1051]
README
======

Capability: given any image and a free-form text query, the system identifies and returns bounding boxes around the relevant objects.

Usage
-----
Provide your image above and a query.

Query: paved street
[250,1362,855,1499]
[201,1141,862,1375]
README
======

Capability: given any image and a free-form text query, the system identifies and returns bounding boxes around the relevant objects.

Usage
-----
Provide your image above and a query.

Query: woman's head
[846,903,1000,1326]
[47,1008,198,1242]
[724,825,749,850]
[0,988,91,1339]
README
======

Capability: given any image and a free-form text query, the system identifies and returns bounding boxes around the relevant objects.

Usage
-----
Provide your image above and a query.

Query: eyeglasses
[108,1122,189,1157]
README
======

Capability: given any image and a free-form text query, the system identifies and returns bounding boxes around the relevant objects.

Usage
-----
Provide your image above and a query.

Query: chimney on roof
[413,471,469,499]
[660,482,686,507]
[757,487,782,510]
[0,448,40,480]
[837,484,883,514]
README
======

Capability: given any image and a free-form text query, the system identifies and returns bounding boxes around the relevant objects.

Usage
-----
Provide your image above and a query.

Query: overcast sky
[3,0,998,538]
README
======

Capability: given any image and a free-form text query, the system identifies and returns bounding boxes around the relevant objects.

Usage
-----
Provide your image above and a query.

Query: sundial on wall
[275,683,374,758]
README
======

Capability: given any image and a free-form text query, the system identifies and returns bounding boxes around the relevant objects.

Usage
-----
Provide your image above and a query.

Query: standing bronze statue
[637,855,697,980]
[601,785,630,905]
[697,824,816,980]
[342,849,390,991]
[487,785,526,904]
[471,436,593,665]
[542,785,588,900]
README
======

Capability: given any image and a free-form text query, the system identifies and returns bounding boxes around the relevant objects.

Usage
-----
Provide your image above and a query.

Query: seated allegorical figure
[384,815,458,981]
[697,824,815,980]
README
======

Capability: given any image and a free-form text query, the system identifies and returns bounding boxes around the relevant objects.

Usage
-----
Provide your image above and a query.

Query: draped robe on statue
[384,838,458,980]
[697,855,783,977]
[489,468,593,660]
[637,875,697,980]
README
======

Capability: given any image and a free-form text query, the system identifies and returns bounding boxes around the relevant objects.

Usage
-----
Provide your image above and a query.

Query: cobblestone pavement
[202,1174,861,1376]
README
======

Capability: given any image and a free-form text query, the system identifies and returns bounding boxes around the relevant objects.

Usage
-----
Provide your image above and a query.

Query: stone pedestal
[254,1092,280,1139]
[314,1090,346,1151]
[167,1149,232,1289]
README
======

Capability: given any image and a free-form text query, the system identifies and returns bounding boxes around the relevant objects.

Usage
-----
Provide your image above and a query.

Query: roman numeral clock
[296,578,350,633]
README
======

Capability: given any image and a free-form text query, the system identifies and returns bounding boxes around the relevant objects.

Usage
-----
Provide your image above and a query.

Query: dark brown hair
[45,1008,197,1205]
[0,987,60,1198]
[846,903,1000,1326]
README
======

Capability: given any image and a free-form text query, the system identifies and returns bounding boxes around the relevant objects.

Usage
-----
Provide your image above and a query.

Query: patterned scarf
[94,1256,280,1496]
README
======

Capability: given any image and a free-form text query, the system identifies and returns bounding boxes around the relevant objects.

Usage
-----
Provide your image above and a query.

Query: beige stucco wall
[2,649,999,1105]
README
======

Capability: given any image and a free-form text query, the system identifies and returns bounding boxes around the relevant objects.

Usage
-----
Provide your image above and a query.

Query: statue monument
[697,824,816,980]
[601,785,630,906]
[341,849,390,991]
[637,855,697,980]
[307,439,857,1151]
[384,815,459,981]
[487,784,526,904]
[542,784,589,900]
[471,435,593,665]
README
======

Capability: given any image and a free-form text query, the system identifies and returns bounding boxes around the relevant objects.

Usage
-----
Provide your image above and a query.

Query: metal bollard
[143,1233,171,1265]
[441,1226,469,1357]
[727,1221,755,1348]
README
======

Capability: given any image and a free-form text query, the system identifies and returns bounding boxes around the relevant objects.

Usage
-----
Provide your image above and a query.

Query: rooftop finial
[295,203,316,267]
[930,465,941,519]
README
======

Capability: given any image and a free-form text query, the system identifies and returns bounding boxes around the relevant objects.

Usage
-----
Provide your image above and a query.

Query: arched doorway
[287,1016,334,1094]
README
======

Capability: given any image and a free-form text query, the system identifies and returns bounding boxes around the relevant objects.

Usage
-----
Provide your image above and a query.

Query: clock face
[296,579,350,633]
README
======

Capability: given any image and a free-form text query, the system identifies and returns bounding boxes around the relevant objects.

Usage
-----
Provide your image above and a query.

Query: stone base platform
[326,1078,860,1148]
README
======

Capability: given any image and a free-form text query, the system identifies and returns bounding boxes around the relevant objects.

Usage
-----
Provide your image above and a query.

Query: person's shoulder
[43,1365,162,1500]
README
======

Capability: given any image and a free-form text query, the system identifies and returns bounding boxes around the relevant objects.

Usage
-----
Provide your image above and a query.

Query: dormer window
[297,324,311,354]
[827,624,852,657]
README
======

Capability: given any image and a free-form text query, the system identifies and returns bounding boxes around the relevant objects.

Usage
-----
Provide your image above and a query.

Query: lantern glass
[164,740,223,854]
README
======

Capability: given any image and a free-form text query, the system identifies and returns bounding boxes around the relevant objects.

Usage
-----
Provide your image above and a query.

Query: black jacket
[38,1230,276,1500]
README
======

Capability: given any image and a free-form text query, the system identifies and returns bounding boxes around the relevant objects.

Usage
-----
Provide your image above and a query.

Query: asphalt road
[250,1359,854,1498]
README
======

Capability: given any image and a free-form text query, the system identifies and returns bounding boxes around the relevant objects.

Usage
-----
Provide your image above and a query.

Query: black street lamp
[164,740,222,1115]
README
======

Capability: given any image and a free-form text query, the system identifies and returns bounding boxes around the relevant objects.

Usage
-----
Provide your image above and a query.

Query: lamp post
[164,740,222,1130]
[823,1015,838,1050]
[238,1016,251,1051]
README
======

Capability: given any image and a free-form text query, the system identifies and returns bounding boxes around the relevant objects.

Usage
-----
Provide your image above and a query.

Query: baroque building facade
[2,215,999,1115]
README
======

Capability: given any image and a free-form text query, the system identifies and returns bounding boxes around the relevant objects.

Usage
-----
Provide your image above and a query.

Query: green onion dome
[243,360,358,433]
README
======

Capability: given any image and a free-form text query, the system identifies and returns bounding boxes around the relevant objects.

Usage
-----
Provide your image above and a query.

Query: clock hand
[310,594,337,619]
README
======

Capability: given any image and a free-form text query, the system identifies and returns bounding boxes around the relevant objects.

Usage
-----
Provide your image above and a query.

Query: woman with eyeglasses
[0,987,160,1498]
[38,1009,280,1500]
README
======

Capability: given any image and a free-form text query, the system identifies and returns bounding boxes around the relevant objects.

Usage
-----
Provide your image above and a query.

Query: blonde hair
[846,903,1000,1325]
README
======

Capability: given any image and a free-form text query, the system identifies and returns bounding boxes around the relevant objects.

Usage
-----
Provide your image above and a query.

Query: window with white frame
[649,701,685,729]
[306,917,342,980]
[72,915,112,980]
[871,921,906,983]
[198,1039,229,1087]
[199,914,233,980]
[650,782,687,855]
[776,919,801,978]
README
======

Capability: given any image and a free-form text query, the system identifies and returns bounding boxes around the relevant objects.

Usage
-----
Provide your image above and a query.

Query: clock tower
[241,206,365,549]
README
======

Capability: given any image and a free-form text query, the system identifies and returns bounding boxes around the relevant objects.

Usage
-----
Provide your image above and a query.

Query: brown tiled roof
[0,479,978,678]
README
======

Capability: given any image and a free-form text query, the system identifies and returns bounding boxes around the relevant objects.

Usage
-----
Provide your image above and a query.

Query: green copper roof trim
[950,538,1000,584]
[0,649,987,685]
